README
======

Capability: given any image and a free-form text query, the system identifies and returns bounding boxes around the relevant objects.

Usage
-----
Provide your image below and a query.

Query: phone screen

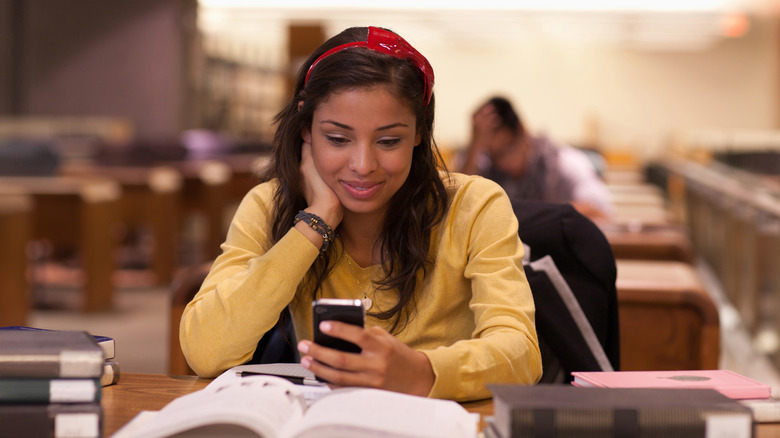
[312,298,364,353]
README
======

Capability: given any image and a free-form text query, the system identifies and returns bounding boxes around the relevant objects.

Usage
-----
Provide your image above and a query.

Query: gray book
[0,329,104,378]
[488,384,754,438]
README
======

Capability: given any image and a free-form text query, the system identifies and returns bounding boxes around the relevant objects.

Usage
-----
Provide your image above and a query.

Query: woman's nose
[349,143,378,175]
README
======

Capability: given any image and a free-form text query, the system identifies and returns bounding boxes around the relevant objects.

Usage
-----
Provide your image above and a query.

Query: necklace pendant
[361,296,372,311]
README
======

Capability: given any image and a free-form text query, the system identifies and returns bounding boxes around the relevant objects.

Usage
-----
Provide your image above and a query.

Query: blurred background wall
[0,0,196,140]
[1,0,778,159]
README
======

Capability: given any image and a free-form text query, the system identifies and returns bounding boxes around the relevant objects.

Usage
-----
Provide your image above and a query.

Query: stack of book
[572,369,779,422]
[0,327,109,437]
[486,384,755,438]
[486,369,779,437]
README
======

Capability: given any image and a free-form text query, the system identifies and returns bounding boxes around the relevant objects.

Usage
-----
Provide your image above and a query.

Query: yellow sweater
[180,172,542,401]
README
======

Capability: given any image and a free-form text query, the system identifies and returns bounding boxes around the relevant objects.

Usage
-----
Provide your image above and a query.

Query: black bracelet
[294,210,334,255]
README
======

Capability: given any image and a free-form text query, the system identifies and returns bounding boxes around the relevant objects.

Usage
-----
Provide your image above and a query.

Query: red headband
[304,27,434,105]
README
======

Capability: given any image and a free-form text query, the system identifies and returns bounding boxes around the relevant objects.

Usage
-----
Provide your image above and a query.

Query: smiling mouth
[342,181,382,199]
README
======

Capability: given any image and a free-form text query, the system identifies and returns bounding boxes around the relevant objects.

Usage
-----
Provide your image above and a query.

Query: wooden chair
[0,193,33,326]
[168,262,212,375]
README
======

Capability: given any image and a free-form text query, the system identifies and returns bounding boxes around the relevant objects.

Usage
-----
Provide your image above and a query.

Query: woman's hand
[299,139,343,228]
[298,321,435,397]
[460,103,502,175]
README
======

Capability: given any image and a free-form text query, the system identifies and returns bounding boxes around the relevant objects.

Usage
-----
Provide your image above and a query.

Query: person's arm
[557,146,614,220]
[179,183,321,377]
[181,141,343,378]
[421,176,543,401]
[459,103,500,175]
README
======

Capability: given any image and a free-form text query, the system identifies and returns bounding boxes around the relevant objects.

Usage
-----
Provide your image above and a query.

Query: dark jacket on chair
[514,200,620,382]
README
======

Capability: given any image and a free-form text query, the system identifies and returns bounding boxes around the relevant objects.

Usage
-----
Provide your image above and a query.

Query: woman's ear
[302,128,312,145]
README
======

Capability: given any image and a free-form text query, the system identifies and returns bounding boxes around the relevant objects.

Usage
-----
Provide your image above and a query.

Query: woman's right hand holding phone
[298,321,435,397]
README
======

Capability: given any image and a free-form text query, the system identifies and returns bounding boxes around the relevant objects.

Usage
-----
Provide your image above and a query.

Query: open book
[113,373,478,438]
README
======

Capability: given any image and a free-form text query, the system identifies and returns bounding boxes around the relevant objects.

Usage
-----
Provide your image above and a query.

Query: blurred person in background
[460,96,613,221]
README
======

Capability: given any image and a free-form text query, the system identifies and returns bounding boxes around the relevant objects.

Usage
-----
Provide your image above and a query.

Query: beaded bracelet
[294,210,335,255]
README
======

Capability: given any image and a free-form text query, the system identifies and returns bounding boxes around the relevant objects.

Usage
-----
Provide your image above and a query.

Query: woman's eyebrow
[320,120,409,131]
[321,120,352,130]
[376,123,409,131]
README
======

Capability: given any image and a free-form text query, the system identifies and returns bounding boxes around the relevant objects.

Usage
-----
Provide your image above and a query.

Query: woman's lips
[341,180,383,199]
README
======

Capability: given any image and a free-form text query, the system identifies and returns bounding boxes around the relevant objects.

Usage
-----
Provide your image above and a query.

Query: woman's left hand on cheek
[298,321,435,397]
[300,139,343,227]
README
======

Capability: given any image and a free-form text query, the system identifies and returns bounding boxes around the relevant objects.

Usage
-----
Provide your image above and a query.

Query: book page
[286,387,478,438]
[124,376,306,438]
[739,397,780,422]
[210,364,331,404]
[111,411,159,438]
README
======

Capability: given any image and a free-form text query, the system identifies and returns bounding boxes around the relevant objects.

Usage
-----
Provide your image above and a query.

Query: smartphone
[312,298,364,353]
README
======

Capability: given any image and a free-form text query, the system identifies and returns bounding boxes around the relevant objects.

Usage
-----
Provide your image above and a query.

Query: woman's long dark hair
[261,27,449,333]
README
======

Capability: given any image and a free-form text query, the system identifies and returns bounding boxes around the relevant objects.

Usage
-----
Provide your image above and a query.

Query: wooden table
[0,177,121,312]
[166,153,267,263]
[103,374,208,435]
[61,163,183,285]
[104,373,780,437]
[616,260,719,371]
[211,152,268,203]
[600,223,695,263]
[164,159,232,263]
[610,203,678,227]
[608,184,668,211]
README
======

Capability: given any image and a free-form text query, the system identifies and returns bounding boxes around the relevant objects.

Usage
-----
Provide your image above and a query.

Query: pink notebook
[571,369,771,400]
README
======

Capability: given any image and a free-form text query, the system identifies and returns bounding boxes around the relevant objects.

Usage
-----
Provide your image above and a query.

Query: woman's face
[304,86,420,218]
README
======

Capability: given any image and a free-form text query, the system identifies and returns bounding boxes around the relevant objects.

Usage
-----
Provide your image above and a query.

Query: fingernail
[320,321,332,332]
[301,357,311,368]
[298,341,309,354]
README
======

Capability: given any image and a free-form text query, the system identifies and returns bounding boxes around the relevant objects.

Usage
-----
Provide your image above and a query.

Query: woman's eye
[378,138,401,147]
[325,136,349,145]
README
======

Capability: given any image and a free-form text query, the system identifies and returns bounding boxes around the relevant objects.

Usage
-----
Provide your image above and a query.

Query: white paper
[288,387,478,438]
[50,380,97,402]
[55,413,99,438]
[705,413,752,438]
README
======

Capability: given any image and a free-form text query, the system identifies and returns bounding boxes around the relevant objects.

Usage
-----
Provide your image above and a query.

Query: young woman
[180,26,542,402]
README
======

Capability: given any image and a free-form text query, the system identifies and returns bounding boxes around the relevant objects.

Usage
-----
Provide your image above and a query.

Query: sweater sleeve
[179,182,319,377]
[421,175,543,400]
